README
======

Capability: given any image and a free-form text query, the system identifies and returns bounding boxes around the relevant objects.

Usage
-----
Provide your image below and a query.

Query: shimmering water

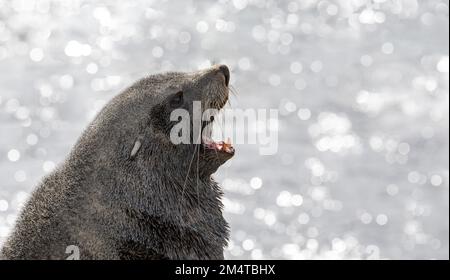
[0,0,448,259]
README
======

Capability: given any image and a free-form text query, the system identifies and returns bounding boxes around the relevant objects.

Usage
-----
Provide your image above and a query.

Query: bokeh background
[0,0,448,259]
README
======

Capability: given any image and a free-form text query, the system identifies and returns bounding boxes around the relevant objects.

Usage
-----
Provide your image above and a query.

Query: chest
[117,209,227,260]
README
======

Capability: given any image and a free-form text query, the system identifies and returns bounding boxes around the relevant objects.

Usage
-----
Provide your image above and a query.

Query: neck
[64,128,224,220]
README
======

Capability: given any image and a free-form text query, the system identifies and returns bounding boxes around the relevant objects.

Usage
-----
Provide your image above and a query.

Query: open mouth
[201,116,235,157]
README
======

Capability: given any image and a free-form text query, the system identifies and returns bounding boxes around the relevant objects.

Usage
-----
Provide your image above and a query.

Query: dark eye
[170,91,184,108]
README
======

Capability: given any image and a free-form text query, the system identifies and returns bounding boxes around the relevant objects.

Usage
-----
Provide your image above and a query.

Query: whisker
[211,111,225,163]
[180,132,201,222]
[196,142,200,208]
[229,85,239,97]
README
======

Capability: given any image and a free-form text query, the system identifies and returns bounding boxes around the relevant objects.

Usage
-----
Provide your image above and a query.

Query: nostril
[218,65,230,86]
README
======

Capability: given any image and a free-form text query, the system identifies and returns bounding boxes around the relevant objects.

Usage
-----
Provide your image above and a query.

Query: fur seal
[1,65,234,260]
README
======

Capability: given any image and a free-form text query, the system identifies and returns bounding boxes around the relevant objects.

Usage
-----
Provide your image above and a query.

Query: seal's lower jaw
[199,137,234,176]
[199,113,234,174]
[199,124,234,177]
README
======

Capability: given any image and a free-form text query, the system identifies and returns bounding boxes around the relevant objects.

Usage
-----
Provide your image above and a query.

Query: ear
[130,136,144,159]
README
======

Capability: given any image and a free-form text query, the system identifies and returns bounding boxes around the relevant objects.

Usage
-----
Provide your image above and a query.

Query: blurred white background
[0,0,448,259]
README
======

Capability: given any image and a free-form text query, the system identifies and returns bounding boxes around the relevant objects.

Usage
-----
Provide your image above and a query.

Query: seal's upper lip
[199,64,233,156]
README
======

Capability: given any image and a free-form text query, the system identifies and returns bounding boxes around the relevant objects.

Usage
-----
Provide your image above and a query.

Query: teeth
[201,135,234,155]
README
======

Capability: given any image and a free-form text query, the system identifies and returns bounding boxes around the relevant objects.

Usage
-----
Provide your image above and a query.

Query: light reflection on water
[0,0,448,259]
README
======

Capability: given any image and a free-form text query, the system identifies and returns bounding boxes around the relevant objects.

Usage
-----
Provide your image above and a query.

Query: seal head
[96,64,234,176]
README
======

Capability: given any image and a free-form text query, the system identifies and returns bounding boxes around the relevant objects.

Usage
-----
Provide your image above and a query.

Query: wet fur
[1,67,231,260]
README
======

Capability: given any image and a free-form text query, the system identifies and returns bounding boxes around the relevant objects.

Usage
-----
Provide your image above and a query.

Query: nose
[217,65,230,86]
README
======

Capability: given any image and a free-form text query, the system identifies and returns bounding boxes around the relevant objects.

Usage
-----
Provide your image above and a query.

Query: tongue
[217,141,233,153]
[203,138,234,154]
